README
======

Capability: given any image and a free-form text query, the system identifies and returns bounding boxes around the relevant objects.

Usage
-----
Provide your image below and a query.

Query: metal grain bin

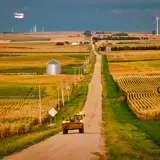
[46,60,61,75]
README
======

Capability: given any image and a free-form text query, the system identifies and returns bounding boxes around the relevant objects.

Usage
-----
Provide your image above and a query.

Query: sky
[0,0,160,32]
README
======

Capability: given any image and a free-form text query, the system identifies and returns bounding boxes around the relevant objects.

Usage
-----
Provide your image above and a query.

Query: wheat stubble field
[107,51,160,120]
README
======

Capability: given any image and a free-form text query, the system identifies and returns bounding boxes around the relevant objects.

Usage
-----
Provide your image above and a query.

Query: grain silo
[46,60,61,75]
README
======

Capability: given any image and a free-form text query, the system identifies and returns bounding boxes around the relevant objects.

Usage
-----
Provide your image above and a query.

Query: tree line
[56,41,89,46]
[93,36,141,41]
[98,46,160,51]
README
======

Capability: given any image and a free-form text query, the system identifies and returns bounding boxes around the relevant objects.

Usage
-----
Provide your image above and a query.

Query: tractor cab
[62,112,85,134]
[71,113,84,122]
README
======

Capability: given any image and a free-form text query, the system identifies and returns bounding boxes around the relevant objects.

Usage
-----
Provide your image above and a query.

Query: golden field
[106,50,160,61]
[0,53,88,72]
[107,51,160,120]
[0,73,84,138]
[0,32,90,52]
[115,76,160,120]
[0,32,90,138]
[0,43,90,52]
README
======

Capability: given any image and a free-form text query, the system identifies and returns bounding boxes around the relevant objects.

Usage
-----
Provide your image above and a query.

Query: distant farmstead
[106,46,111,52]
[46,60,61,75]
[71,42,80,45]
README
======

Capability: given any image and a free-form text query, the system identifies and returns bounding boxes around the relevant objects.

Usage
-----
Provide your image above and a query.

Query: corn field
[0,83,74,138]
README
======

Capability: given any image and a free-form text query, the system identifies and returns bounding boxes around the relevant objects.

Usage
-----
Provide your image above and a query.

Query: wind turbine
[156,15,159,36]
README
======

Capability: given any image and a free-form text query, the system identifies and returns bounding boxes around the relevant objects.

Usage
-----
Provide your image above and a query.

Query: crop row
[115,76,160,120]
[0,84,73,138]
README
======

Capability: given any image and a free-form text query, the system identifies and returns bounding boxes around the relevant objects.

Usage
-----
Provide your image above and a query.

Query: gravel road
[4,45,105,160]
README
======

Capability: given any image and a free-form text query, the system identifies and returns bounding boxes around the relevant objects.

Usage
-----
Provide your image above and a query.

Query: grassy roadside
[0,53,96,159]
[101,55,160,160]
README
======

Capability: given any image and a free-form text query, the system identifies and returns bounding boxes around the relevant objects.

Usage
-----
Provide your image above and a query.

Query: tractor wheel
[79,127,84,133]
[63,129,68,134]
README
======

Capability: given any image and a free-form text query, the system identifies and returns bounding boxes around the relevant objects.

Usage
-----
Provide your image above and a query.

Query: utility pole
[66,79,70,102]
[73,67,78,85]
[39,85,42,124]
[83,64,86,73]
[66,86,70,102]
[57,86,60,110]
[88,56,90,64]
[80,66,82,76]
[79,67,81,81]
[12,27,14,33]
[61,82,64,106]
[74,67,76,85]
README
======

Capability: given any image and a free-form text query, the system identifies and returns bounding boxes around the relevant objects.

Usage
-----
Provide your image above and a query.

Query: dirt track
[4,45,105,160]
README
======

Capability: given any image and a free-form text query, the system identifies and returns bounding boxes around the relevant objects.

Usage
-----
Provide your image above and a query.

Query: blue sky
[0,0,160,32]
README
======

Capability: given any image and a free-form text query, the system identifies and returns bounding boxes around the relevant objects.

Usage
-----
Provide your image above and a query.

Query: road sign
[48,108,58,117]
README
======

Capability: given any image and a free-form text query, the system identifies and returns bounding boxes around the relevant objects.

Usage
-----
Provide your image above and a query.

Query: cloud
[112,9,123,14]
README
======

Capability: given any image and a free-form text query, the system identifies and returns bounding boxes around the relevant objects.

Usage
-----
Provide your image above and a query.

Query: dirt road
[4,45,105,160]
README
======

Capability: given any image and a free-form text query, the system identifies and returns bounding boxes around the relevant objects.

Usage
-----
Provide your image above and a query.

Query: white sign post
[48,108,58,124]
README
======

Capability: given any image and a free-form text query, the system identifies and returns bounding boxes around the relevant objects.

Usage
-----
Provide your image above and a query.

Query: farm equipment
[157,87,160,94]
[62,112,85,134]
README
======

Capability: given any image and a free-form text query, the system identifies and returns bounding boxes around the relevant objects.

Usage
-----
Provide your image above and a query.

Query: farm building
[46,60,61,75]
[71,42,80,45]
[106,46,112,52]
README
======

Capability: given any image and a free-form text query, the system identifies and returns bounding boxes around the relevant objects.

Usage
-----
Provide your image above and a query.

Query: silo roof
[48,60,61,65]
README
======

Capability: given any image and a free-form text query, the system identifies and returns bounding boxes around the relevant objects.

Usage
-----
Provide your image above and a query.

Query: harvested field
[0,32,90,52]
[106,51,160,62]
[107,51,160,77]
[109,63,160,78]
[0,43,90,53]
[107,51,160,120]
[0,32,85,42]
[115,76,160,120]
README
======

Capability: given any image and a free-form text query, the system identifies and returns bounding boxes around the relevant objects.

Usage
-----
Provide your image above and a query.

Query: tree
[84,30,92,37]
[152,31,156,35]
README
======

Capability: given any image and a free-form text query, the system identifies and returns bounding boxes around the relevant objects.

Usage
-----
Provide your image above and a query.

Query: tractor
[62,112,85,134]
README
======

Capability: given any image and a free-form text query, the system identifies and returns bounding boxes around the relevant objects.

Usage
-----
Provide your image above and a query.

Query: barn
[46,60,61,75]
